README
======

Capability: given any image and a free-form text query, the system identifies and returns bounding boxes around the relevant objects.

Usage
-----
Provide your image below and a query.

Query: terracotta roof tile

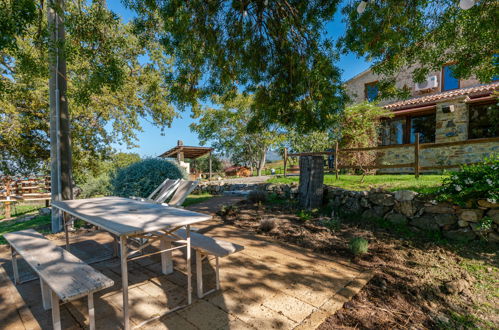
[384,82,499,110]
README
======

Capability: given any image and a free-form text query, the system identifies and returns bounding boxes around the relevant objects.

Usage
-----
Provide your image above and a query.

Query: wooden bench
[162,229,244,298]
[4,229,114,330]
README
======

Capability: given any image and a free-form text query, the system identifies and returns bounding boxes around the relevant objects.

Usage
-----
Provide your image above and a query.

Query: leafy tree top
[340,0,498,94]
[126,0,346,132]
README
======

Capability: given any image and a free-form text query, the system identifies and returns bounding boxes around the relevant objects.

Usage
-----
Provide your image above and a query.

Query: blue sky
[107,2,370,157]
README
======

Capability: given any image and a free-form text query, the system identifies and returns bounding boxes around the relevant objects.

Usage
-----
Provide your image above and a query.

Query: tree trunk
[48,0,73,233]
[256,148,267,177]
[298,156,324,209]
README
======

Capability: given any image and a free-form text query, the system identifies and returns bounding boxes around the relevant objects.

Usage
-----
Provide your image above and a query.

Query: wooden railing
[284,136,499,178]
[1,176,51,220]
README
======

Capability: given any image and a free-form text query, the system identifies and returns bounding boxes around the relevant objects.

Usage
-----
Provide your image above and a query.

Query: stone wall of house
[345,67,480,105]
[193,182,499,242]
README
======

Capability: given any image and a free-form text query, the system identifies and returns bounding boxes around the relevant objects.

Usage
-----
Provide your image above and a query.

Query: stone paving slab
[0,196,371,329]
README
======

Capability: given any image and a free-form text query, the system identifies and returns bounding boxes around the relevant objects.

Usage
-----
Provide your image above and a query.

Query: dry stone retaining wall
[194,181,499,242]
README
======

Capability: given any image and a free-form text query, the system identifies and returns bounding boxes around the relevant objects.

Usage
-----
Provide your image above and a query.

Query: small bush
[323,218,341,231]
[217,204,239,218]
[259,218,276,232]
[297,209,313,221]
[349,237,369,256]
[248,190,267,203]
[437,154,498,206]
[80,173,112,198]
[111,158,187,198]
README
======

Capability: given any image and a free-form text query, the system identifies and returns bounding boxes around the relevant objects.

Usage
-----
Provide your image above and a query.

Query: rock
[457,220,469,227]
[470,223,491,234]
[458,209,484,222]
[360,197,369,208]
[486,209,499,225]
[385,212,408,225]
[487,232,499,243]
[424,203,455,214]
[38,207,51,216]
[444,279,470,294]
[361,206,387,219]
[411,215,439,231]
[443,229,477,242]
[477,199,499,209]
[343,197,362,215]
[435,314,450,324]
[368,192,395,206]
[394,190,418,202]
[395,200,415,217]
[435,214,457,226]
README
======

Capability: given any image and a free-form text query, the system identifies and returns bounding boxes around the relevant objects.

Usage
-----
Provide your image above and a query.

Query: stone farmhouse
[344,64,499,172]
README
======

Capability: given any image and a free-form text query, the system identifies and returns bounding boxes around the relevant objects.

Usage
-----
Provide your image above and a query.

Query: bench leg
[41,278,52,310]
[120,236,130,330]
[112,235,119,257]
[160,239,173,275]
[51,291,61,330]
[11,247,19,284]
[88,293,95,330]
[215,256,220,291]
[196,251,203,298]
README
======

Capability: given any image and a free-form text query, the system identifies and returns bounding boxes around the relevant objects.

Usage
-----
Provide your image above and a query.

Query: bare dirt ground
[216,197,498,329]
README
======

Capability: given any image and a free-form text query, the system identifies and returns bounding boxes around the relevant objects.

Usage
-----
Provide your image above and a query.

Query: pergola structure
[159,140,214,179]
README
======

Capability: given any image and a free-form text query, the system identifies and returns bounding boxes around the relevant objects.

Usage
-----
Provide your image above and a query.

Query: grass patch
[0,203,45,220]
[268,174,447,193]
[0,215,51,244]
[183,193,213,207]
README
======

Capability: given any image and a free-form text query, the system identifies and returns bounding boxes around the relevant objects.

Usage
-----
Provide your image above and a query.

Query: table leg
[11,247,19,284]
[196,250,203,298]
[160,239,173,274]
[41,278,52,310]
[63,213,70,251]
[51,291,61,330]
[88,293,95,330]
[186,225,192,305]
[120,236,130,330]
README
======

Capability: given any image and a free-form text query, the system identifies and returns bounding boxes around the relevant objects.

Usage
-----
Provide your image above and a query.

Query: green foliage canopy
[0,1,176,178]
[126,0,346,132]
[340,0,499,97]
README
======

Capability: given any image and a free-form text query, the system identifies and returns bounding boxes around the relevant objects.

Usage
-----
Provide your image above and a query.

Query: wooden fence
[1,177,51,220]
[283,136,499,178]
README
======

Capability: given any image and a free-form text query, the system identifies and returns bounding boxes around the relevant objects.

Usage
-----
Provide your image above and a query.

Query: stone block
[394,190,418,202]
[487,209,499,225]
[395,200,415,217]
[361,206,387,219]
[488,232,499,243]
[477,200,499,208]
[410,215,439,231]
[435,214,457,226]
[368,192,395,206]
[443,229,477,242]
[457,220,469,227]
[384,212,408,225]
[424,203,455,214]
[458,209,484,222]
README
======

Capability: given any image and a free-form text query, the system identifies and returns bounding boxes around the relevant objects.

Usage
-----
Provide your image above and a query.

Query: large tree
[191,94,282,176]
[0,1,175,183]
[125,0,346,132]
[340,0,498,97]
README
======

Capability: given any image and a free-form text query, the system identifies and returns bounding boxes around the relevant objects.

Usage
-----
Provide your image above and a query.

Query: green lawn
[0,215,51,244]
[0,203,45,221]
[182,193,214,207]
[268,174,447,193]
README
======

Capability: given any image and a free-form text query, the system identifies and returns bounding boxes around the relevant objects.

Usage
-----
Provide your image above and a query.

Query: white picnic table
[52,196,212,330]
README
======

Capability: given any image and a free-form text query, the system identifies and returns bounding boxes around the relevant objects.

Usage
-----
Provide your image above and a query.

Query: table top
[52,197,212,236]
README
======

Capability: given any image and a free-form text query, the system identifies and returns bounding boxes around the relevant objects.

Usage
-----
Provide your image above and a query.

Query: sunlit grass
[0,215,51,244]
[268,174,447,193]
[183,193,214,207]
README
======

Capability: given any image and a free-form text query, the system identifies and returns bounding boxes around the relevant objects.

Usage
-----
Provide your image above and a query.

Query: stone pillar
[298,156,324,209]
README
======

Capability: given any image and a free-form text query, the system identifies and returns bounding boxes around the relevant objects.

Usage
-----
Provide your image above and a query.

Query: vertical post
[88,293,95,330]
[11,247,19,284]
[209,151,212,180]
[186,224,192,305]
[196,251,203,298]
[48,0,73,233]
[334,141,339,180]
[51,291,61,330]
[415,133,420,179]
[283,148,288,177]
[41,279,52,310]
[5,200,11,219]
[160,239,173,274]
[120,236,130,330]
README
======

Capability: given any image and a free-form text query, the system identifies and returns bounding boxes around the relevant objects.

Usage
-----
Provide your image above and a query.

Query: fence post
[334,141,339,180]
[415,133,420,179]
[298,156,324,209]
[283,148,288,177]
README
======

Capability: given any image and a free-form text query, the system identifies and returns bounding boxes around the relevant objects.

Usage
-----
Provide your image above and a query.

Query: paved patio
[0,197,371,329]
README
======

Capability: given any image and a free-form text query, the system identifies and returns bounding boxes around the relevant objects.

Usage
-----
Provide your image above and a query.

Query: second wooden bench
[4,229,114,330]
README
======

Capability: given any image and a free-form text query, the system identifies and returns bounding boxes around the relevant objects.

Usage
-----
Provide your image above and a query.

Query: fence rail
[284,136,499,178]
[1,176,51,220]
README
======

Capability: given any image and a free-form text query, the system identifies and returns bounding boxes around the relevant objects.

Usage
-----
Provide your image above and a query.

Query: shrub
[259,218,276,232]
[80,173,112,198]
[248,190,267,203]
[297,209,313,221]
[437,154,499,206]
[217,204,239,219]
[111,158,187,198]
[349,237,369,256]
